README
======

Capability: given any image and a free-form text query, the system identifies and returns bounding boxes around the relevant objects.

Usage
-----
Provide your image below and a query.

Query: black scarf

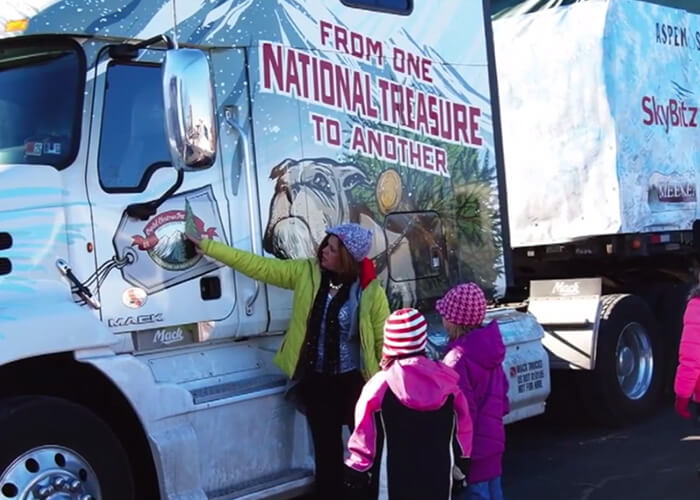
[299,272,352,376]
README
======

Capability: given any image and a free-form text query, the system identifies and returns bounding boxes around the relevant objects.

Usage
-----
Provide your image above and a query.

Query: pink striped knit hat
[382,308,428,358]
[435,283,487,327]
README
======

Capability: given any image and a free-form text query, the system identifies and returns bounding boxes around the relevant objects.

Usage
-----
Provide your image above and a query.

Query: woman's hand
[183,233,204,255]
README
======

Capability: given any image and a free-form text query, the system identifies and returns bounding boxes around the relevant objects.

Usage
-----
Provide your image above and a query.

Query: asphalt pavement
[297,402,699,499]
[502,403,700,500]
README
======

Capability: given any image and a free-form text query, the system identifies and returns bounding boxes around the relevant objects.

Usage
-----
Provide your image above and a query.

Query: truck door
[209,46,306,334]
[85,47,245,339]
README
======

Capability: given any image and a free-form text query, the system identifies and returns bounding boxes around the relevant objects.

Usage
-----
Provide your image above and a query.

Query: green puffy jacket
[201,239,389,380]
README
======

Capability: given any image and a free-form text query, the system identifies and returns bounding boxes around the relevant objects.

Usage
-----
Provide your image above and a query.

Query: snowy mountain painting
[150,229,188,267]
[26,0,494,146]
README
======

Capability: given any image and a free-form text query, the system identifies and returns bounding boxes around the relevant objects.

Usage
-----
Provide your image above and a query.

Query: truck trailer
[494,0,700,424]
[0,0,548,498]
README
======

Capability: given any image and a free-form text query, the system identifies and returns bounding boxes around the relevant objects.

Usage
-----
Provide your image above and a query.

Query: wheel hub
[0,447,100,500]
[615,322,654,400]
[617,346,635,378]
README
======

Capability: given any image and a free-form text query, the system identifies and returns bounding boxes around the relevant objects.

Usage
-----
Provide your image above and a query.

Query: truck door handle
[225,107,260,316]
[56,258,101,309]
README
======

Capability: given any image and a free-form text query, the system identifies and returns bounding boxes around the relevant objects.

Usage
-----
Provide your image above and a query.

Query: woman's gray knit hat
[326,223,373,262]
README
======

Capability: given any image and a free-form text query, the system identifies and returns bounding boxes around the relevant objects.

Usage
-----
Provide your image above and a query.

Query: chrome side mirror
[162,48,217,171]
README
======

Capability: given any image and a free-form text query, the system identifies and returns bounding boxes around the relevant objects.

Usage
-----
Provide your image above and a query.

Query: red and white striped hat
[382,308,428,358]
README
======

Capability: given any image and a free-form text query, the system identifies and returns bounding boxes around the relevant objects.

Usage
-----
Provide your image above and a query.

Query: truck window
[98,63,170,192]
[0,39,83,169]
[385,211,444,281]
[340,0,412,15]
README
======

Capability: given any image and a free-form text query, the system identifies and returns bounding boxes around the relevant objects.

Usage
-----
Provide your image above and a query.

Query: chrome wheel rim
[0,446,100,500]
[615,322,654,400]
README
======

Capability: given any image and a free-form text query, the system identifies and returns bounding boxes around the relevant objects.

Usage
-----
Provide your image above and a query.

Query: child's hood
[385,356,460,410]
[448,320,506,369]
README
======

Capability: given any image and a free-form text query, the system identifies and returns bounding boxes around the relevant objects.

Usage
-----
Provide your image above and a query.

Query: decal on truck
[107,312,164,328]
[70,186,228,306]
[648,171,697,206]
[112,185,227,293]
[129,202,217,271]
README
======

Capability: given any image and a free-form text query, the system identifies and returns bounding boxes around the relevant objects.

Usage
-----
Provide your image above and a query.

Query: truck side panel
[22,0,508,302]
[243,0,506,306]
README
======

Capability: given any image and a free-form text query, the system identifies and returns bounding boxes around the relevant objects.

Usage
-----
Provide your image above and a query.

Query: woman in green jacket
[187,223,389,500]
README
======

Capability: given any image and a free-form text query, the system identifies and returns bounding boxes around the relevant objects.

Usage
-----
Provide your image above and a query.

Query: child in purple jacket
[438,283,509,500]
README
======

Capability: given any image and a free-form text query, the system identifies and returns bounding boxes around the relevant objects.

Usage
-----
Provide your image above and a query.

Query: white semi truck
[0,0,548,498]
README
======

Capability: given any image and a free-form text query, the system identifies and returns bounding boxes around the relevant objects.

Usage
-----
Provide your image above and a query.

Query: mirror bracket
[125,169,184,221]
[109,34,175,60]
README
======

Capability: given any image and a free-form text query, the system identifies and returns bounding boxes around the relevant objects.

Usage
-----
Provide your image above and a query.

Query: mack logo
[107,313,164,328]
[153,328,185,346]
[551,281,580,296]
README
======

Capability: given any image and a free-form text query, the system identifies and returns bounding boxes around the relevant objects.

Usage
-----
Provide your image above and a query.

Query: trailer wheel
[0,396,135,500]
[581,294,664,425]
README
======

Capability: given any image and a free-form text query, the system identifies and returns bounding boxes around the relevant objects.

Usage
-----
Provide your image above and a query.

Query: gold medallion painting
[376,169,402,214]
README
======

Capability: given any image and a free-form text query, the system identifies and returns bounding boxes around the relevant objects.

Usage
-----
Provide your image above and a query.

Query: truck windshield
[0,39,83,169]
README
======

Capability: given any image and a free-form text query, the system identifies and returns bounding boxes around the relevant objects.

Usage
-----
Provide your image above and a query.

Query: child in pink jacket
[344,308,473,500]
[674,288,700,419]
[439,283,509,500]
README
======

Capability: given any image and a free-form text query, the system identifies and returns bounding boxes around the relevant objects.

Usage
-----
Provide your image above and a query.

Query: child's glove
[343,465,371,490]
[676,396,692,419]
[452,457,471,493]
[456,456,471,480]
[452,465,467,493]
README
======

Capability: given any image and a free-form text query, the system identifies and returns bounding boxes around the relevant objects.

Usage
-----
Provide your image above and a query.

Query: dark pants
[300,370,382,500]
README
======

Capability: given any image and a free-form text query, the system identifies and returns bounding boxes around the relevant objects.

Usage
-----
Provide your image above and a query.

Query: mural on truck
[496,0,700,246]
[607,0,700,232]
[248,6,505,307]
[14,0,505,310]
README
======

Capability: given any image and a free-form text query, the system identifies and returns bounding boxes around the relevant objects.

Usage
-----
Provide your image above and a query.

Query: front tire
[581,294,664,426]
[0,396,135,500]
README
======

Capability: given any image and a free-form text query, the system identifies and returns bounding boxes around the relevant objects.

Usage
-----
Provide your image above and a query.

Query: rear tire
[0,396,135,500]
[580,294,664,426]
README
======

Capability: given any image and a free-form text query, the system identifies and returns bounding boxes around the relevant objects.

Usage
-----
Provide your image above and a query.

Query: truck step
[208,468,313,499]
[190,374,287,405]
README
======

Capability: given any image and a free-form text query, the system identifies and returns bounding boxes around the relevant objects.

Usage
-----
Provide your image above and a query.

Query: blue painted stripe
[0,187,69,198]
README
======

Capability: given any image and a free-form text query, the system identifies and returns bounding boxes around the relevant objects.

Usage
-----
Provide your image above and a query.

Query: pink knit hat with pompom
[435,283,487,327]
